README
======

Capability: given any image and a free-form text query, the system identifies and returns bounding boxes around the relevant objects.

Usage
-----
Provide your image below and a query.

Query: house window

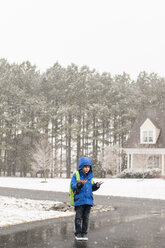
[147,155,160,168]
[143,131,148,142]
[148,131,153,142]
[141,130,154,143]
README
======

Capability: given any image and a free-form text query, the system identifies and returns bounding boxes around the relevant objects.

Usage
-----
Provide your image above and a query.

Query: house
[123,107,165,175]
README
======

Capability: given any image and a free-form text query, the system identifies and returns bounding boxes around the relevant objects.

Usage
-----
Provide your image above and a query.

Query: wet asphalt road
[0,187,165,247]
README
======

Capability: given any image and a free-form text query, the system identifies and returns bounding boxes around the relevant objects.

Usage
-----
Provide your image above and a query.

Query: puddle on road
[1,210,165,248]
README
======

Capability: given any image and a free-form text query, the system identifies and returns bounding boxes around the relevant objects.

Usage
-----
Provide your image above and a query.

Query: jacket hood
[78,157,92,171]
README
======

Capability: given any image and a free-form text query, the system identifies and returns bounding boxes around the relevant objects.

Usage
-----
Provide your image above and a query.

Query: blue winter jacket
[71,157,99,206]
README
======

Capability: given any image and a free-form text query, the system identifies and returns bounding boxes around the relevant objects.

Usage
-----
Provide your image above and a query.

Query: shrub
[117,168,161,178]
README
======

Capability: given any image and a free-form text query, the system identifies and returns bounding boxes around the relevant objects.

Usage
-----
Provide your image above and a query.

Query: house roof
[123,107,165,148]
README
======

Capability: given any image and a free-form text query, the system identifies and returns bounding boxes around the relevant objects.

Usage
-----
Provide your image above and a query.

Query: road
[0,187,165,248]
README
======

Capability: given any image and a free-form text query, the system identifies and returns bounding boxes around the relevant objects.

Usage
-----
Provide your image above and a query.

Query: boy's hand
[97,181,104,186]
[77,180,87,189]
[80,180,87,184]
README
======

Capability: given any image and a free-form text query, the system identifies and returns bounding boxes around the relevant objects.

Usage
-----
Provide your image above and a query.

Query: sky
[0,0,165,79]
[1,177,165,226]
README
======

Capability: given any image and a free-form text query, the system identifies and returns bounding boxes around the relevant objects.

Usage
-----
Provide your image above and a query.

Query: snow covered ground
[1,177,165,227]
[0,196,74,227]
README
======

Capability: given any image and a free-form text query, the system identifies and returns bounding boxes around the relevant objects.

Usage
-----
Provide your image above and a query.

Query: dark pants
[75,205,91,235]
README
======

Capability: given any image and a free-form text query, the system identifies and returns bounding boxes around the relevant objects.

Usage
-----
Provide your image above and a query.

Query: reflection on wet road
[1,206,165,248]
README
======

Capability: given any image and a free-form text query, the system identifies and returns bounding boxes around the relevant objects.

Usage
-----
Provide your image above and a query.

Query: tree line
[0,58,165,177]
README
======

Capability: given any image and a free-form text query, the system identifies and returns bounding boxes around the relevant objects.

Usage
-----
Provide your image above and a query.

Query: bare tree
[101,144,121,175]
[31,137,53,182]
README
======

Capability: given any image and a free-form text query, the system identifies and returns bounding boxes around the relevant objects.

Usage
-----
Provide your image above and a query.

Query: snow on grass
[1,177,165,227]
[0,196,74,227]
[1,177,165,200]
[0,177,71,192]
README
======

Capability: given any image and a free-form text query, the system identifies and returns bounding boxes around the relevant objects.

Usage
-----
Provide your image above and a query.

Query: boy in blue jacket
[71,157,103,241]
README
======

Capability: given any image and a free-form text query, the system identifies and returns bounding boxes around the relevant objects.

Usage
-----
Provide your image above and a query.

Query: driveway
[0,187,165,248]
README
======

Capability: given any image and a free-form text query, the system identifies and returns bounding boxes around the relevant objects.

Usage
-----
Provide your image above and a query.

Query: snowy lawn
[0,196,74,227]
[1,177,165,200]
[1,177,165,227]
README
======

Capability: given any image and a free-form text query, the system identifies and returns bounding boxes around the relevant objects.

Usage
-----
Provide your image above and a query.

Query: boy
[71,157,103,241]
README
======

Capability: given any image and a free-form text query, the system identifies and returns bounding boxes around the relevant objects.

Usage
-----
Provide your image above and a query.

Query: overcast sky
[0,0,165,79]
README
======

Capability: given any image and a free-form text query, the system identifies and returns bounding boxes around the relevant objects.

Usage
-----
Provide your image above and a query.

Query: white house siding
[124,148,165,175]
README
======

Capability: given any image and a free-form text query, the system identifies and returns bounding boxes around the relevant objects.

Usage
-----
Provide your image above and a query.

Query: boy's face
[82,165,90,174]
